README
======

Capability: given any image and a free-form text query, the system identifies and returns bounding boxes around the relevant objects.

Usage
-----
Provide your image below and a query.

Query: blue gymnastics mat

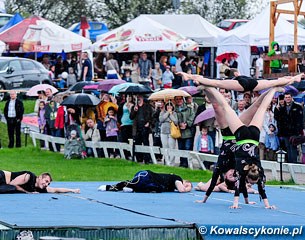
[0,182,304,240]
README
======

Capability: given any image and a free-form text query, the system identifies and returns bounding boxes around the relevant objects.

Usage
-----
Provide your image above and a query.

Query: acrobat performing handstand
[195,86,282,209]
[196,87,273,204]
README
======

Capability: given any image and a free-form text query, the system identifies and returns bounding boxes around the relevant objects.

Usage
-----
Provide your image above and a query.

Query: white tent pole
[154,51,157,64]
[210,47,215,78]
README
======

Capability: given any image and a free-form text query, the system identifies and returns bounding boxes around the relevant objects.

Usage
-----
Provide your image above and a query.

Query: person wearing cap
[161,65,174,89]
[80,51,93,81]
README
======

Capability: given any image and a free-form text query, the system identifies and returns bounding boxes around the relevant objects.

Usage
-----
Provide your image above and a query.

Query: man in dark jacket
[274,93,303,163]
[130,95,153,163]
[4,91,24,148]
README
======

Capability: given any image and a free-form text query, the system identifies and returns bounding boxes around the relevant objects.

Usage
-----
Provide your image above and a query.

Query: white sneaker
[123,187,133,193]
[98,185,107,191]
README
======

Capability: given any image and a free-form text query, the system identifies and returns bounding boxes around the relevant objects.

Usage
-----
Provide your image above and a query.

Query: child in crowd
[67,67,77,87]
[162,65,174,88]
[57,72,67,89]
[122,70,132,82]
[195,126,214,169]
[152,63,162,90]
[38,102,46,134]
[49,65,56,81]
[182,68,195,87]
[64,130,87,159]
[104,107,120,158]
[265,123,280,161]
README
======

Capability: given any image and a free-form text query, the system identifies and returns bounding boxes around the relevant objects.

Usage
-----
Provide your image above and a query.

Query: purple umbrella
[259,85,299,98]
[97,79,126,92]
[179,86,200,96]
[83,84,99,90]
[194,108,215,125]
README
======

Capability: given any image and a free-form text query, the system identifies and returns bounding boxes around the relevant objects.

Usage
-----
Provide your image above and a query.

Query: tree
[100,0,174,28]
[5,0,102,28]
[179,0,266,24]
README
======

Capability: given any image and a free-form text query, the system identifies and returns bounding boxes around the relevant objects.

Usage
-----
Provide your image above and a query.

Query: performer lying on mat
[98,170,192,193]
[195,169,258,194]
[178,70,303,93]
[0,170,80,194]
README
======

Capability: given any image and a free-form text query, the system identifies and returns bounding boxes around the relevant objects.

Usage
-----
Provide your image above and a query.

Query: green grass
[0,147,212,182]
[266,179,295,185]
[0,100,294,184]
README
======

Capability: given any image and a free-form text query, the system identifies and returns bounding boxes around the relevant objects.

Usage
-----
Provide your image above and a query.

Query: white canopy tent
[0,15,92,53]
[217,6,305,76]
[93,15,198,52]
[145,14,228,78]
[144,14,227,47]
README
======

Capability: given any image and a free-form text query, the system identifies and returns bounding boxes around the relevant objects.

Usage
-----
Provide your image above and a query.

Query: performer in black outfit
[0,170,80,194]
[98,170,192,193]
[178,71,303,93]
[197,86,280,209]
[3,91,24,148]
[197,128,237,199]
[196,86,271,203]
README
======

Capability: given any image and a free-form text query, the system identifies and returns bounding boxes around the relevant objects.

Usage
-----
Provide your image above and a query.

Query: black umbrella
[118,85,153,95]
[61,93,101,120]
[61,93,100,106]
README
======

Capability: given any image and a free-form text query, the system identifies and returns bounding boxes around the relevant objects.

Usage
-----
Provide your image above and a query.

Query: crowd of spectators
[3,50,304,167]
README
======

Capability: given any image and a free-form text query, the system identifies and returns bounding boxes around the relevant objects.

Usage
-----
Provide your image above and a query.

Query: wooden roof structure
[270,0,304,51]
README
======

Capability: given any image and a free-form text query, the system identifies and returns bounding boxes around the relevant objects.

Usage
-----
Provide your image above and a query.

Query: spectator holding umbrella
[229,53,238,69]
[34,90,48,113]
[159,102,178,166]
[219,58,230,79]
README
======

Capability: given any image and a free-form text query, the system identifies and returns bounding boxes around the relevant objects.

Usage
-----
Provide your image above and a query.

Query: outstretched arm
[46,187,80,194]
